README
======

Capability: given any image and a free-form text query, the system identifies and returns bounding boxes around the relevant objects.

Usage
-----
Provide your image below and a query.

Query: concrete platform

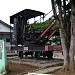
[33,66,62,74]
[26,73,50,75]
[24,66,62,75]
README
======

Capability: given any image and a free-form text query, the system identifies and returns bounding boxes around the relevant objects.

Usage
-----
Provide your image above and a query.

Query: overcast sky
[0,0,53,24]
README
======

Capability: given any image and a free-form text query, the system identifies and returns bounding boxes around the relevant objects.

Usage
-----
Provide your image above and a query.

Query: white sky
[0,0,53,24]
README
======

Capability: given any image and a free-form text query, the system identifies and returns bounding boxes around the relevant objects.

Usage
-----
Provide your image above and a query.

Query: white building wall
[0,23,13,32]
[0,34,11,52]
[0,22,13,52]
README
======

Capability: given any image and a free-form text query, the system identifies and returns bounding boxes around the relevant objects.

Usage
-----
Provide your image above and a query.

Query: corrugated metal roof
[0,20,12,29]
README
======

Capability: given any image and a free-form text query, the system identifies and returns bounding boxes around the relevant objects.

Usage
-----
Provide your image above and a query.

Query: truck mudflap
[45,45,62,51]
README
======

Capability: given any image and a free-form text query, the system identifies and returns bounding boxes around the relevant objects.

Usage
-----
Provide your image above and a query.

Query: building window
[6,38,10,42]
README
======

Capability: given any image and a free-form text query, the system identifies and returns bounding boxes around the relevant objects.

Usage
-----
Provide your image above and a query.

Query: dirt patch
[8,61,40,75]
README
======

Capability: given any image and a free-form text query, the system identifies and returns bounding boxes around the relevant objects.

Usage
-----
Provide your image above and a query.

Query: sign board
[0,40,8,75]
[24,47,28,51]
[0,42,2,59]
[0,52,2,59]
[0,42,2,51]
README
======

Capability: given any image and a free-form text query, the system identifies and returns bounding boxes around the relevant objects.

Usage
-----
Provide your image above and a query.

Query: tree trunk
[51,0,75,71]
[57,1,70,70]
[59,18,70,71]
[60,29,69,69]
[69,33,75,70]
[69,2,75,70]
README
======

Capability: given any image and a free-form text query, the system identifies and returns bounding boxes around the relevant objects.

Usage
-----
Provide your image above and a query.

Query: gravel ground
[8,51,63,67]
[7,51,63,75]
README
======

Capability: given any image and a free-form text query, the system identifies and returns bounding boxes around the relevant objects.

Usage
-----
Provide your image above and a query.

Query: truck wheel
[19,51,23,58]
[43,52,46,58]
[25,52,28,57]
[35,52,38,58]
[47,51,53,59]
[35,52,40,59]
[30,52,33,58]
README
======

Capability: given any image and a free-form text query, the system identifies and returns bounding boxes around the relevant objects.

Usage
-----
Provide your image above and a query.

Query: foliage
[51,36,61,43]
[28,19,58,32]
[46,36,61,45]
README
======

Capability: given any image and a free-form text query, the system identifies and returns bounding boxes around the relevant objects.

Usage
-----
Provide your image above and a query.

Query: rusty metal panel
[45,45,62,51]
[45,46,48,51]
[24,47,28,51]
[52,45,62,51]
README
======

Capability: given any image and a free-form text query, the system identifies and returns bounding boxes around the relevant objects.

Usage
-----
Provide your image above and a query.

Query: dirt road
[8,61,40,75]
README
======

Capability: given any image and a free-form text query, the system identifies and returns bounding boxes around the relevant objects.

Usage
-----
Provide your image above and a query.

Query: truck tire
[25,52,28,57]
[43,52,46,58]
[19,51,23,58]
[35,52,40,59]
[46,51,53,59]
[30,52,33,58]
